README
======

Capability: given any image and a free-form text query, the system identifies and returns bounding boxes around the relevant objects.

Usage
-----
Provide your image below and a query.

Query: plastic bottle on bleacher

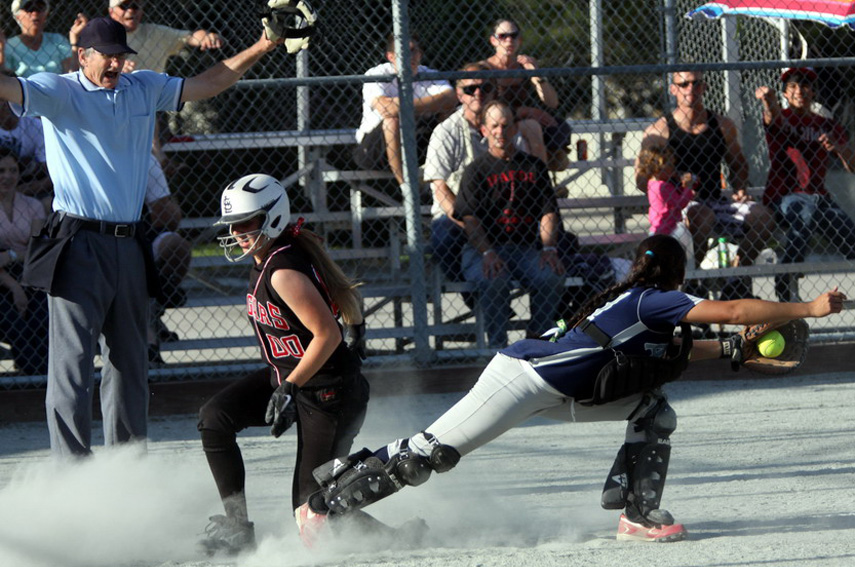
[717,237,730,269]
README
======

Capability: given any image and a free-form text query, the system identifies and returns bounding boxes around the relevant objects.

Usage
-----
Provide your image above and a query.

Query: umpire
[0,17,284,457]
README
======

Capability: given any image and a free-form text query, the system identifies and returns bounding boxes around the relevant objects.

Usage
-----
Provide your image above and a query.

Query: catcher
[299,234,845,545]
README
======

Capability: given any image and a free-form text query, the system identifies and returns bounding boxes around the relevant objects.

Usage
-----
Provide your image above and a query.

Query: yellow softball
[757,330,785,358]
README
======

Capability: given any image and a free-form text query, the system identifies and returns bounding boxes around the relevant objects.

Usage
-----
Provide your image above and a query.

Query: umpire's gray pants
[46,230,149,457]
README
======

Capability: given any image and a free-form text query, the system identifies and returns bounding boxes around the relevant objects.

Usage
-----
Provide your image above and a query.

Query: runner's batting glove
[720,333,745,372]
[265,381,298,437]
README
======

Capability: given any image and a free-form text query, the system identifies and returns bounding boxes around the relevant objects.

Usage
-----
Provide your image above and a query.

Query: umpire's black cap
[78,17,138,55]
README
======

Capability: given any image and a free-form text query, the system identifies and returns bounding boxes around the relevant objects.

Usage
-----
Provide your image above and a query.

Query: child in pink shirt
[638,145,695,266]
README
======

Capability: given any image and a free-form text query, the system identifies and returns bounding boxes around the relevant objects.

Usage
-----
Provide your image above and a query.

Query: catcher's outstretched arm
[683,287,846,327]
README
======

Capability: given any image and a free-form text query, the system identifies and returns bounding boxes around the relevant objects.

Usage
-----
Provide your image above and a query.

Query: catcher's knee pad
[632,393,677,442]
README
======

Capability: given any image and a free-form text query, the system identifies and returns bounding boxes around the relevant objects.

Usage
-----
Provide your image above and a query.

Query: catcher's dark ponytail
[564,235,687,329]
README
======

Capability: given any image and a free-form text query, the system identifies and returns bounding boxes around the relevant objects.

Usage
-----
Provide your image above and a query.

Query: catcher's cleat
[616,514,687,543]
[198,515,256,556]
[296,500,329,548]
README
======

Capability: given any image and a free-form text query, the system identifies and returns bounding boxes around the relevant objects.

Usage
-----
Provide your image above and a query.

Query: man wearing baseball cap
[0,16,285,458]
[755,67,855,301]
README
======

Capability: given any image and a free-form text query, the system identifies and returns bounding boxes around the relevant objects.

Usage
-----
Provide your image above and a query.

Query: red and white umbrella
[688,1,855,29]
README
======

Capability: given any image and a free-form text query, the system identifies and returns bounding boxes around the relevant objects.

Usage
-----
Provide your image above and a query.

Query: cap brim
[83,44,138,55]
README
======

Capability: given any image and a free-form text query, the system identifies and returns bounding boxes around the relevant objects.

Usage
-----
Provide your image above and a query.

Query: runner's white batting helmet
[215,173,291,262]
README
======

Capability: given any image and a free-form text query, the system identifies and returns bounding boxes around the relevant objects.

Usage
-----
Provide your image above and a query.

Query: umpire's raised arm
[181,32,282,103]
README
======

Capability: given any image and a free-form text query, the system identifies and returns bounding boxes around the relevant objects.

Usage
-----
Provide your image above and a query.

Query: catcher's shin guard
[313,437,460,516]
[603,394,677,525]
[601,443,629,510]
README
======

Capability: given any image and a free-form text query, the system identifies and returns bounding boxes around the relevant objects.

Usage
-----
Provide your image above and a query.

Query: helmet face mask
[218,215,267,263]
[215,174,291,262]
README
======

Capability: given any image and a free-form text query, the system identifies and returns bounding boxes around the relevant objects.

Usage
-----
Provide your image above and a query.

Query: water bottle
[717,237,730,269]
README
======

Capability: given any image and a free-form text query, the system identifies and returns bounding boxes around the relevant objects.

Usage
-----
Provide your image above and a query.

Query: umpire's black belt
[75,218,138,238]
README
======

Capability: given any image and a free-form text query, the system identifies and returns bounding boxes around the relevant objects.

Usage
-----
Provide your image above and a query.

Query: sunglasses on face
[494,31,520,41]
[116,1,142,10]
[461,82,494,96]
[673,79,703,89]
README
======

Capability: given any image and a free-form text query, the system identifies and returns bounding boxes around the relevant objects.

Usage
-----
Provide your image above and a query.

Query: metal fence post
[392,0,431,365]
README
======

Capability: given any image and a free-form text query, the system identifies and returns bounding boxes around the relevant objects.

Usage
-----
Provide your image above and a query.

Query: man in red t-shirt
[755,67,855,301]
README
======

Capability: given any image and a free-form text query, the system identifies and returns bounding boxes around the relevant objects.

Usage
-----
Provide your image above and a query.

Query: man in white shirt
[354,33,456,185]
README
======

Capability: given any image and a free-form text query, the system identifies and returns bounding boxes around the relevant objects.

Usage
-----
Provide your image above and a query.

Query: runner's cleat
[198,515,256,556]
[296,502,329,548]
[615,514,687,542]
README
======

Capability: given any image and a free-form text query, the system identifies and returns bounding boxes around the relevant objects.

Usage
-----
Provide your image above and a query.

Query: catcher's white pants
[400,353,646,459]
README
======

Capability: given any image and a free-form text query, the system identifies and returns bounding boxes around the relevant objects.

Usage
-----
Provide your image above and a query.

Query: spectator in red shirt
[755,67,855,301]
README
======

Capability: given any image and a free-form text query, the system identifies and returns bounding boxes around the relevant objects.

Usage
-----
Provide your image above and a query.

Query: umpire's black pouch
[21,211,161,299]
[20,211,80,294]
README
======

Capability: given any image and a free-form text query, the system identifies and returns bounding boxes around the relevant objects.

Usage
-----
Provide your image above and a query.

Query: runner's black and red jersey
[246,234,358,386]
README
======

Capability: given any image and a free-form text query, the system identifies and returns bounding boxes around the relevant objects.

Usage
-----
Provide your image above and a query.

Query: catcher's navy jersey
[502,286,702,398]
[247,237,356,386]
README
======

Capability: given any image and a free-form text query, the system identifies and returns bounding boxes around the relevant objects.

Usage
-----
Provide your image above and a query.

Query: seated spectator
[637,144,695,266]
[755,68,855,302]
[0,74,51,209]
[354,32,457,186]
[0,1,86,77]
[143,153,191,364]
[637,69,775,299]
[0,147,47,374]
[108,0,224,164]
[454,100,565,349]
[481,18,571,171]
[424,63,496,296]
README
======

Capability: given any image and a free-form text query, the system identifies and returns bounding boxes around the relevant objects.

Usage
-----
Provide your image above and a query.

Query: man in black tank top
[635,70,775,298]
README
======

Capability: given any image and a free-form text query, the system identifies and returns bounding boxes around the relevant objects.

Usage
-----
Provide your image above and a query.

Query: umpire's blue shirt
[12,70,183,223]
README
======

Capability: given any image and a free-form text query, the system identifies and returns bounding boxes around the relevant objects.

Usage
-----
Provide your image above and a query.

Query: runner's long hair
[288,229,363,326]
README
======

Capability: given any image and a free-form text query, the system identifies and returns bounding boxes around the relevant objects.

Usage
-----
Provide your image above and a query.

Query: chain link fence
[2,0,855,387]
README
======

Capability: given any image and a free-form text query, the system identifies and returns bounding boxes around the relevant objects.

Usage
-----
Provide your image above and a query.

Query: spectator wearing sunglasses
[354,32,457,186]
[481,19,571,171]
[424,63,498,295]
[0,0,87,77]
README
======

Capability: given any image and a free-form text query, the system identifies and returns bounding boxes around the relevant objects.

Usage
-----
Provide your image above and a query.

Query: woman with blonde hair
[197,174,369,555]
[481,18,571,170]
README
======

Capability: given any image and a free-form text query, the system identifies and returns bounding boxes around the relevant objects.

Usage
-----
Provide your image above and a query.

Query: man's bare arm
[720,115,749,194]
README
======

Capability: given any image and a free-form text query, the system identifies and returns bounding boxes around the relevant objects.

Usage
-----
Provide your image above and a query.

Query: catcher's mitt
[728,319,810,375]
[260,0,318,53]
